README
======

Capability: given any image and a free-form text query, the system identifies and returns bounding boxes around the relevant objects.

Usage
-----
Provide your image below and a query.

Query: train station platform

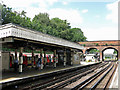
[0,61,100,84]
[109,65,118,89]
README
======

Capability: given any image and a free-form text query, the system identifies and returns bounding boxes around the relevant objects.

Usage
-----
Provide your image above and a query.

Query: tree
[61,28,86,42]
[32,13,50,33]
[50,18,71,37]
[1,4,32,28]
[1,4,87,42]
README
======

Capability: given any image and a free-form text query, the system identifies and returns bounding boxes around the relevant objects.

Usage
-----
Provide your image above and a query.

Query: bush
[96,43,99,46]
[83,44,86,46]
[105,43,108,46]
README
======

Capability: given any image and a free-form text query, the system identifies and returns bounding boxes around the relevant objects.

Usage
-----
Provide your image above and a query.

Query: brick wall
[79,40,120,46]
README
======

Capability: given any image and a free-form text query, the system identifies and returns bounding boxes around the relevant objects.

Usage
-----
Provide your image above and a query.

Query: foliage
[105,43,108,46]
[61,28,87,42]
[1,4,87,42]
[96,43,99,46]
[110,44,113,46]
[83,44,86,46]
[89,49,99,54]
[113,50,117,54]
[2,47,53,54]
[32,13,50,33]
[2,5,32,28]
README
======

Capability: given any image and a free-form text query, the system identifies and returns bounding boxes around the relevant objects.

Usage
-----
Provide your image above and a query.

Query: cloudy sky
[1,0,118,41]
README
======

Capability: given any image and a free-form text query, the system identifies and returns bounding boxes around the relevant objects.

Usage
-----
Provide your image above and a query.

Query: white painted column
[35,55,38,67]
[82,54,84,61]
[19,47,23,74]
[44,50,47,66]
[54,50,56,68]
[32,51,34,68]
[79,53,81,64]
[71,51,73,65]
[0,55,1,90]
[64,50,66,67]
[40,49,44,69]
[56,54,58,64]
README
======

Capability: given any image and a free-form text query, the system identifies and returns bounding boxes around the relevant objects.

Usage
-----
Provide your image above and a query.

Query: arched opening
[102,47,118,61]
[85,48,99,54]
[85,48,100,62]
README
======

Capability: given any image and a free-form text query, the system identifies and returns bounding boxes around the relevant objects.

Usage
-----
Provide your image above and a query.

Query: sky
[0,0,118,53]
[1,0,118,41]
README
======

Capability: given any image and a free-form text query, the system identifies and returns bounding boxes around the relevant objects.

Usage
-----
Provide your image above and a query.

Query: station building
[0,23,84,72]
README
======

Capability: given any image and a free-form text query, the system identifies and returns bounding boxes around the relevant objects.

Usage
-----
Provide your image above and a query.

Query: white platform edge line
[109,66,118,88]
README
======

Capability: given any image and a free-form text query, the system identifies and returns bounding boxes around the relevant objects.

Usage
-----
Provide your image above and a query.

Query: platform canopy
[0,23,84,50]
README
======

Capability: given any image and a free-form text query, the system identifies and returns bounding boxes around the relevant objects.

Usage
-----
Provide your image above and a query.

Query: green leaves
[2,4,32,27]
[89,49,100,54]
[113,50,117,54]
[2,4,87,42]
[60,28,87,42]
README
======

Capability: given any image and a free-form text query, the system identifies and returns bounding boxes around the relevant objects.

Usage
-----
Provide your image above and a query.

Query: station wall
[2,52,10,71]
[73,54,80,65]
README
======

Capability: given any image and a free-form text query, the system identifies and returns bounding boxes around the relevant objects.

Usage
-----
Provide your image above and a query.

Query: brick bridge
[79,40,120,61]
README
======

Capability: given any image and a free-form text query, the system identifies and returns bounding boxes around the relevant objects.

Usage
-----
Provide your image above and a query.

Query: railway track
[20,62,108,90]
[2,62,107,90]
[64,62,117,90]
[33,62,116,90]
[3,62,116,90]
[46,62,111,90]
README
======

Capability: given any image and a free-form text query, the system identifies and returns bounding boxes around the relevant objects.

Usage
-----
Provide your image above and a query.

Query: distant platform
[80,61,97,65]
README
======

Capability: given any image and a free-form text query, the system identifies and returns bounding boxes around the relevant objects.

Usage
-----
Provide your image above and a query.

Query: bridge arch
[79,40,120,61]
[102,47,118,61]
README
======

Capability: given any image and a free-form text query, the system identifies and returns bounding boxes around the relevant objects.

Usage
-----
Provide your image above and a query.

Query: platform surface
[0,62,99,84]
[109,66,118,89]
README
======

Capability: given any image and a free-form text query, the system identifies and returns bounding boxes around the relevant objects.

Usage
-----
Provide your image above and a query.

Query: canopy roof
[0,23,84,50]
